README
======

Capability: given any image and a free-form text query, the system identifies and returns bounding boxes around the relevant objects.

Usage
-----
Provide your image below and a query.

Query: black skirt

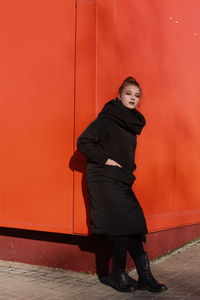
[86,165,148,238]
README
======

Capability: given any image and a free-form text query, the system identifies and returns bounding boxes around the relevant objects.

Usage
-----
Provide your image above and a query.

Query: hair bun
[124,76,137,82]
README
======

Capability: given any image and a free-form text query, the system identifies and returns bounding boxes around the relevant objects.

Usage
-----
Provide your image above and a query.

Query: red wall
[74,0,200,234]
[0,0,200,237]
[0,224,199,273]
[0,0,75,233]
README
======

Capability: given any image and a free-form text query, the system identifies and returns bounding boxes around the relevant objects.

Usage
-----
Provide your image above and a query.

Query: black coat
[77,98,148,237]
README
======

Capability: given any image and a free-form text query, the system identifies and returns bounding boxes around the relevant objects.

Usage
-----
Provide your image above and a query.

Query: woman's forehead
[124,85,140,92]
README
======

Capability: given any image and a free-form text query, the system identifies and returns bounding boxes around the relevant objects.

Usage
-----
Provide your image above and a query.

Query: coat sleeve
[77,118,109,167]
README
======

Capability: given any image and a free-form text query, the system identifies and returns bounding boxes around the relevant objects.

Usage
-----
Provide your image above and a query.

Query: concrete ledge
[0,223,200,273]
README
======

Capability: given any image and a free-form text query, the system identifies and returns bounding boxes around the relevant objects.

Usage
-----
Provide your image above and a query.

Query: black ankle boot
[108,269,136,292]
[134,252,168,293]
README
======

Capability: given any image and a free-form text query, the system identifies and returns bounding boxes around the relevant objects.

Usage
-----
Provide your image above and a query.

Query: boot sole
[137,285,168,293]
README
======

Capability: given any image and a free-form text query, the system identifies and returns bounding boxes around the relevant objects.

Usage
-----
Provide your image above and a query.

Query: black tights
[109,235,145,272]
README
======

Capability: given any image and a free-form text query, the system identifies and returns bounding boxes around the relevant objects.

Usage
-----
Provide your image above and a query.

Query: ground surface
[0,239,199,299]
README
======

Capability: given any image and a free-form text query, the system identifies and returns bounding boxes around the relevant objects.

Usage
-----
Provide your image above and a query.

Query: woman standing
[77,77,167,293]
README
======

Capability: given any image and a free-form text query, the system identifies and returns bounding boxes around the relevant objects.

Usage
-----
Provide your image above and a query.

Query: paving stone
[0,239,199,299]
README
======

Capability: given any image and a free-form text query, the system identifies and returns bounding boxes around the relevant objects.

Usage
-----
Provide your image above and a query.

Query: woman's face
[118,84,141,109]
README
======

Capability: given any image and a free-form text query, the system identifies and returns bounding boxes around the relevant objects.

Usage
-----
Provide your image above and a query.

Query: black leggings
[109,235,145,271]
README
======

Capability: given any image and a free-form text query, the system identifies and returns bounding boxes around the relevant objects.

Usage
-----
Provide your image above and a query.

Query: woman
[77,77,167,293]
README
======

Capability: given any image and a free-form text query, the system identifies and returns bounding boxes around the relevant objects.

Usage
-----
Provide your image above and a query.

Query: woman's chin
[125,104,135,109]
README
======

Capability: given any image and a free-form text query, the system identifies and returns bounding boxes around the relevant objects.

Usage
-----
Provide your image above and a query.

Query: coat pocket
[104,165,136,186]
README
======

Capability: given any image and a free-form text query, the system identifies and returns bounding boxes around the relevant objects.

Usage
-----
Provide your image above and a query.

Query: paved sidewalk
[0,239,199,300]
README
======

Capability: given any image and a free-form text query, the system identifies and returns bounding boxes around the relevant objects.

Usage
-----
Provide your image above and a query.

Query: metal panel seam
[72,0,78,234]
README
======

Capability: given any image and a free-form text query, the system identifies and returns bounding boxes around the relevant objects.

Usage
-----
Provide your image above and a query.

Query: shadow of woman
[69,150,112,280]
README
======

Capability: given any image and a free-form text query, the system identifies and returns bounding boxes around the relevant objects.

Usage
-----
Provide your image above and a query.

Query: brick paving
[0,238,199,300]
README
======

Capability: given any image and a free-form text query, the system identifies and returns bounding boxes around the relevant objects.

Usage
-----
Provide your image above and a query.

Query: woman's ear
[117,94,121,100]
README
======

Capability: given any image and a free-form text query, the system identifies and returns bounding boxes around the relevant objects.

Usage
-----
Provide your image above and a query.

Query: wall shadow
[70,149,113,278]
[69,150,91,231]
[0,226,112,278]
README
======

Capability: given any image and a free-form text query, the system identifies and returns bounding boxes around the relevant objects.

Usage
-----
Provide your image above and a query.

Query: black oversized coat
[77,98,148,237]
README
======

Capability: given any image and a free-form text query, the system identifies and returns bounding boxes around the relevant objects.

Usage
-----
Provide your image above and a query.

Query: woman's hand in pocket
[105,158,122,168]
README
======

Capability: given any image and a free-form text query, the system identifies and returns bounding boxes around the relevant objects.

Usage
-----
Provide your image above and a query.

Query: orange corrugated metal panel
[0,0,75,233]
[74,0,200,234]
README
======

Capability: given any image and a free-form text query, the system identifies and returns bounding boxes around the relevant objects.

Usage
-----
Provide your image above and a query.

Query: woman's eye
[126,92,131,95]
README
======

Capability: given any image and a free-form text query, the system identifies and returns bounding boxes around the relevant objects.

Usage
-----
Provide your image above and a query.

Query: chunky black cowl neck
[98,98,146,135]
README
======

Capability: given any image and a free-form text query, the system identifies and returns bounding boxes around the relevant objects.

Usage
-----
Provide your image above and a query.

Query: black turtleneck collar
[98,98,146,135]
